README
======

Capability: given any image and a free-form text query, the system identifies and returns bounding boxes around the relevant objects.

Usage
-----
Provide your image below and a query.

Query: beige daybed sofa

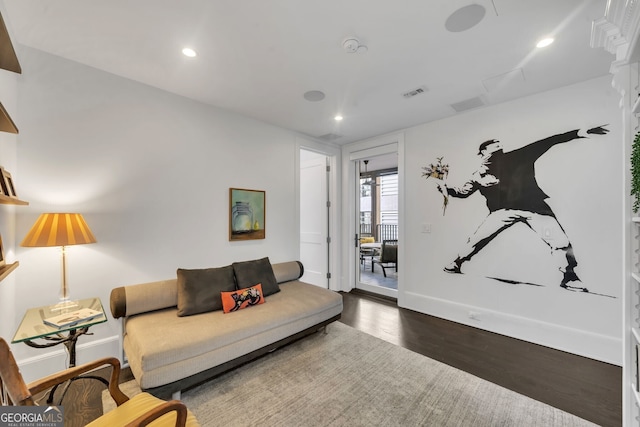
[110,259,342,399]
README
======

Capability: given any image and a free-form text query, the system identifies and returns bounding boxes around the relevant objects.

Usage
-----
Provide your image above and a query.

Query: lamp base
[49,299,79,312]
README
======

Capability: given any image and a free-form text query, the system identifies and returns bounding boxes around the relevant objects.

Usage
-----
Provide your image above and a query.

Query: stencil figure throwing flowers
[429,125,609,292]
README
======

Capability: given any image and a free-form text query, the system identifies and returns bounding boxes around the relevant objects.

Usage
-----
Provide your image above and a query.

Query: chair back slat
[0,338,34,406]
[380,240,398,263]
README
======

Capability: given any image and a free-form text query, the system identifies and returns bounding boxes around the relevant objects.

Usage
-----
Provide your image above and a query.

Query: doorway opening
[357,154,398,295]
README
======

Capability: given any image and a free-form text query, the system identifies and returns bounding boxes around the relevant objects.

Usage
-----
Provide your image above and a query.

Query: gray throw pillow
[176,265,236,316]
[232,257,280,297]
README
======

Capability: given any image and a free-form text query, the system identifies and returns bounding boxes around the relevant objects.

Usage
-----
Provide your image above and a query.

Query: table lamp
[21,213,97,310]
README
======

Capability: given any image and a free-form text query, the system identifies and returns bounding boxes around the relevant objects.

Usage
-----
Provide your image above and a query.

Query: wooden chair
[372,239,398,277]
[0,338,199,427]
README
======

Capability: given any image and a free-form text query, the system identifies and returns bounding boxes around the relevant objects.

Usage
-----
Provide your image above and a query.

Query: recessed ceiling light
[536,38,554,48]
[182,47,197,57]
[334,115,343,121]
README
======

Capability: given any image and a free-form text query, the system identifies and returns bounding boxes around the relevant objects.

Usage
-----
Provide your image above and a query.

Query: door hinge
[326,272,332,279]
[326,236,331,244]
[326,165,331,172]
[326,201,331,208]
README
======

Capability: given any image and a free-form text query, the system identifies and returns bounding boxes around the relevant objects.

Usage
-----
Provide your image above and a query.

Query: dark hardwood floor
[44,289,620,426]
[340,289,621,427]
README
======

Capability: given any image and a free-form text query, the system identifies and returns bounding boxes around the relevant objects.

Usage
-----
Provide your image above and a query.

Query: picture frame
[0,167,17,198]
[0,234,6,268]
[229,188,265,241]
[0,167,8,197]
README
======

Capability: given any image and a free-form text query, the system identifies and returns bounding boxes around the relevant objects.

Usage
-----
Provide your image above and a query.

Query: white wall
[400,76,622,364]
[8,46,304,380]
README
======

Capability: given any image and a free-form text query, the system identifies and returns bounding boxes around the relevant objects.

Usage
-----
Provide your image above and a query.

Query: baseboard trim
[348,288,398,303]
[16,335,120,382]
[399,291,621,365]
[355,282,398,299]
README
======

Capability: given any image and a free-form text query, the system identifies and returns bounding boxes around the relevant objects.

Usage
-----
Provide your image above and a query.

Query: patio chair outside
[372,239,398,277]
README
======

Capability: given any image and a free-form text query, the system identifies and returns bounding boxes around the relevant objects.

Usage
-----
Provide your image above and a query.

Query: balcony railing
[360,223,397,242]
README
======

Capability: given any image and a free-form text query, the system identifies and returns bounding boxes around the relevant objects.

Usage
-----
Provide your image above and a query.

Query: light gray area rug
[104,322,596,426]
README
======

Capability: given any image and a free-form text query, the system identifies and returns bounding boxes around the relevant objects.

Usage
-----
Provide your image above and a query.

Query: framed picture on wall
[0,167,17,198]
[0,167,9,197]
[0,234,6,268]
[229,188,265,241]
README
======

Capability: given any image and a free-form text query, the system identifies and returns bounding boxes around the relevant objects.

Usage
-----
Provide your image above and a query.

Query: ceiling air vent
[402,86,428,99]
[318,133,342,141]
[450,96,485,113]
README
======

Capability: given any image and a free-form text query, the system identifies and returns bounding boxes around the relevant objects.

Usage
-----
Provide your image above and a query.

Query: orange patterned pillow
[221,284,265,313]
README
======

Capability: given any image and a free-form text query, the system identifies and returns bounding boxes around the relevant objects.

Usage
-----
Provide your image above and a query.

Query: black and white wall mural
[422,125,612,297]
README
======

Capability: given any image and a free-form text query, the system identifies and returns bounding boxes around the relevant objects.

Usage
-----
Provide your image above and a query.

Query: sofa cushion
[111,279,178,318]
[221,284,265,313]
[232,257,279,296]
[176,266,236,316]
[272,261,304,284]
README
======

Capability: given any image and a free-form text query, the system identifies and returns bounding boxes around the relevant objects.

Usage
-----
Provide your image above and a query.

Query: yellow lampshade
[21,213,96,308]
[21,213,96,247]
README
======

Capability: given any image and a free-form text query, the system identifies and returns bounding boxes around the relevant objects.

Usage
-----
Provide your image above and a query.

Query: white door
[300,150,329,288]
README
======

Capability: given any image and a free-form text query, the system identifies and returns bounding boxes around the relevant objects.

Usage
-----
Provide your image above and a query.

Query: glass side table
[12,297,108,403]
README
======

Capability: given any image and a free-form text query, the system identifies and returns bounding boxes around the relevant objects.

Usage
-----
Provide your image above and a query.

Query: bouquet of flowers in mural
[421,157,450,215]
[422,157,449,180]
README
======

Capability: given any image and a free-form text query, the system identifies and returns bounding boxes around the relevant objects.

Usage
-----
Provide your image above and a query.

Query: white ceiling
[3,0,614,145]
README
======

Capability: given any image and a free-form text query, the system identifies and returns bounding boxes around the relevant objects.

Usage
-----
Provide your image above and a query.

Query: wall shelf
[0,193,28,206]
[0,12,20,74]
[0,261,18,282]
[0,12,20,134]
[0,12,25,285]
[0,102,18,134]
